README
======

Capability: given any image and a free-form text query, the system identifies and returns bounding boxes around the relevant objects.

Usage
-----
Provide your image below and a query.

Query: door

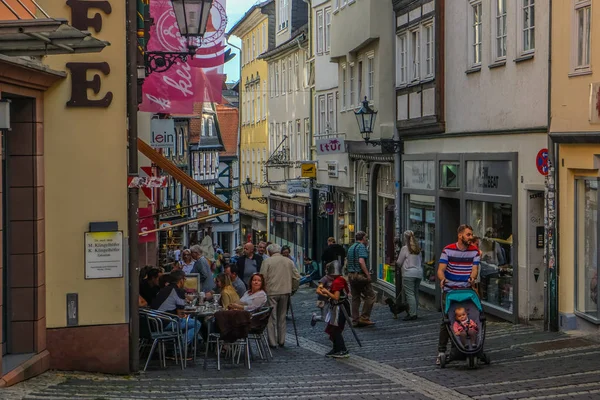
[527,191,545,320]
[439,197,461,248]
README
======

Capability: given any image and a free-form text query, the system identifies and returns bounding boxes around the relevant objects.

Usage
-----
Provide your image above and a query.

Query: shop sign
[301,163,317,178]
[466,160,513,196]
[440,162,460,189]
[188,221,199,231]
[410,207,423,221]
[403,160,434,190]
[138,207,156,244]
[151,119,176,149]
[287,179,311,194]
[85,231,123,279]
[128,176,168,188]
[316,138,345,155]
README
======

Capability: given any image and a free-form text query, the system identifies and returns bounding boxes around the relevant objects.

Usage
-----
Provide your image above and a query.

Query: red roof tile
[216,104,239,157]
[188,102,203,145]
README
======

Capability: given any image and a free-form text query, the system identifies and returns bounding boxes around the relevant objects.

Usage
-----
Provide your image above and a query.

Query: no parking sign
[536,148,549,176]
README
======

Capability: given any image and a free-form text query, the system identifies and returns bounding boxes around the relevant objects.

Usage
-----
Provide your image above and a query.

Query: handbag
[348,244,370,289]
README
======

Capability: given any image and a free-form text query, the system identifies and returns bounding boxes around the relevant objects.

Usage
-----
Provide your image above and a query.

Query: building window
[410,28,420,81]
[282,60,287,95]
[522,0,535,53]
[367,55,374,100]
[294,54,300,91]
[252,33,256,60]
[495,0,507,60]
[396,33,407,86]
[342,64,347,109]
[251,87,255,123]
[263,22,267,52]
[318,95,326,135]
[269,64,274,98]
[316,10,324,54]
[303,118,310,161]
[288,57,293,93]
[279,0,289,31]
[573,0,591,74]
[256,85,261,122]
[275,61,280,96]
[327,93,334,132]
[246,38,250,62]
[263,81,267,119]
[468,201,514,312]
[349,63,355,107]
[357,60,363,103]
[575,177,599,320]
[470,1,483,67]
[424,23,434,77]
[325,8,332,52]
[208,118,214,136]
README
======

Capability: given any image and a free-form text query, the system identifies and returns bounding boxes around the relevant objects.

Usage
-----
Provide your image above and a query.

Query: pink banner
[140,0,227,113]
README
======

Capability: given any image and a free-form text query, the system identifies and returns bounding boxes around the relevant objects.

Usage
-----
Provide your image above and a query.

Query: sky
[224,0,259,83]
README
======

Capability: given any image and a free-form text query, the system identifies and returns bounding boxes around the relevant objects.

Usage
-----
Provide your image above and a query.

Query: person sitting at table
[215,273,240,309]
[151,270,201,345]
[228,273,268,313]
[140,267,162,306]
[225,264,247,298]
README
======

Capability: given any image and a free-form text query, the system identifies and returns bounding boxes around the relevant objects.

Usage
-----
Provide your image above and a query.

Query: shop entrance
[527,191,545,320]
[439,197,461,247]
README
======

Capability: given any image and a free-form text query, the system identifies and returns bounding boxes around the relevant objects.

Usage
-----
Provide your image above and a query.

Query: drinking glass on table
[213,294,221,306]
[199,292,206,304]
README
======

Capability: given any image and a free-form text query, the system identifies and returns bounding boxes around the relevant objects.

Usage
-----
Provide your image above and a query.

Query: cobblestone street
[4,288,600,400]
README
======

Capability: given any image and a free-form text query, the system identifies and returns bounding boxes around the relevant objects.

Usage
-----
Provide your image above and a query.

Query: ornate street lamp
[145,0,214,75]
[354,96,402,153]
[243,177,268,204]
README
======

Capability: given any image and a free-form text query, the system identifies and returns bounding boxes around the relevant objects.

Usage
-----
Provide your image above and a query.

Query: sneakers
[357,318,375,327]
[311,313,318,327]
[325,349,336,357]
[331,351,350,358]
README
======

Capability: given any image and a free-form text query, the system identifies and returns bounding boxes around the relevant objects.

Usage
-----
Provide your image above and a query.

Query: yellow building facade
[229,1,273,243]
[551,1,600,330]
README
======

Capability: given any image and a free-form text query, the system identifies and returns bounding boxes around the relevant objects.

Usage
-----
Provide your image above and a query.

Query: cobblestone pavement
[4,287,600,399]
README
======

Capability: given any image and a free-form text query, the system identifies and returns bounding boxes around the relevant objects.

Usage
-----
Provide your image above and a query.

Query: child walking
[311,274,334,326]
[316,261,350,358]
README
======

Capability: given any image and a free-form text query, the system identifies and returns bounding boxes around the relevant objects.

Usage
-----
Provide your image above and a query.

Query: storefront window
[406,194,436,287]
[377,197,396,285]
[468,201,513,312]
[575,178,598,319]
[337,192,356,247]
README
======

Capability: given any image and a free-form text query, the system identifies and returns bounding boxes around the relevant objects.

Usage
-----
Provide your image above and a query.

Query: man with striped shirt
[436,224,479,365]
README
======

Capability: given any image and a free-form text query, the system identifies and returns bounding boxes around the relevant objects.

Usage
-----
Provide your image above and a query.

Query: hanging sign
[325,201,335,215]
[301,163,317,178]
[536,148,549,176]
[287,179,311,194]
[316,138,345,155]
[85,231,123,279]
[151,119,176,149]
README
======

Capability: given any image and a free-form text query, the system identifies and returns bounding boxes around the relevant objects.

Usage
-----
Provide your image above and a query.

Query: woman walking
[397,230,423,321]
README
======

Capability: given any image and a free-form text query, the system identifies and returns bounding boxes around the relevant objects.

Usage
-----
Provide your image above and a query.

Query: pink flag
[140,0,227,113]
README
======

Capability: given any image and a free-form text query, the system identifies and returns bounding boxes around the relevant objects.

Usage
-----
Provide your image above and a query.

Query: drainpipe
[126,0,140,372]
[544,0,558,332]
[392,4,403,299]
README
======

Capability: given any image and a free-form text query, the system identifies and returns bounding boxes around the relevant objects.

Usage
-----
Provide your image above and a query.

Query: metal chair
[248,307,273,361]
[203,311,251,371]
[140,309,187,371]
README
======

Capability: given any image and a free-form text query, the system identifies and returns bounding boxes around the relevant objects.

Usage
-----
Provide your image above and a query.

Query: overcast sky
[224,0,259,82]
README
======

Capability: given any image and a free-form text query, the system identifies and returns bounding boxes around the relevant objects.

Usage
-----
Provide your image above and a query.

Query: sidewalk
[3,287,600,399]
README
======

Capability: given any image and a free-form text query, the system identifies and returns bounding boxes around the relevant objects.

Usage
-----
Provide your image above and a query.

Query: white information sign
[85,231,124,279]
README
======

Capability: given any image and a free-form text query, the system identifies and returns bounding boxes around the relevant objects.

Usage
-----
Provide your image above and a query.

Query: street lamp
[145,0,214,75]
[354,96,402,153]
[243,177,268,204]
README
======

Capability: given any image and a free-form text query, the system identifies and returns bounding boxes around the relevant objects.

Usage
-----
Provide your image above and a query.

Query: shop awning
[137,138,232,212]
[0,19,109,56]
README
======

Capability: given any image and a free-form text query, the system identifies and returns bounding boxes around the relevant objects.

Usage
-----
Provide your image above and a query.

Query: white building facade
[400,0,549,323]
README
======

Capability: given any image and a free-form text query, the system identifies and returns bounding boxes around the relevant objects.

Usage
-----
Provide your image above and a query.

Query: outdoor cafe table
[183,304,223,366]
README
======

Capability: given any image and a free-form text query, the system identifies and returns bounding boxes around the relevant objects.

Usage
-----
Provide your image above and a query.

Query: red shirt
[331,276,348,294]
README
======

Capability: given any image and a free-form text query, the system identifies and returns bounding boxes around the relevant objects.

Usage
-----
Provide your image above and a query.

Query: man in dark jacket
[237,242,263,287]
[321,237,346,271]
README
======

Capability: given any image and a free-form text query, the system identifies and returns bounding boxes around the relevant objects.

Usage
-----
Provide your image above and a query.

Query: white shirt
[239,290,267,312]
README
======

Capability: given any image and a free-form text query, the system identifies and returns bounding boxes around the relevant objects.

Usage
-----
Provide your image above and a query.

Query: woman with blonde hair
[396,230,423,321]
[215,273,240,309]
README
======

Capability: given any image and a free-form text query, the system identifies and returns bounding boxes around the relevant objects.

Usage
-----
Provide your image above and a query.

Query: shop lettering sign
[316,138,345,155]
[403,160,434,190]
[287,179,311,194]
[151,119,176,148]
[66,0,114,108]
[466,160,513,196]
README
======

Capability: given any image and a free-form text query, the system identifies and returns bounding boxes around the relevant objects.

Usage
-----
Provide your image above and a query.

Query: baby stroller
[439,288,491,369]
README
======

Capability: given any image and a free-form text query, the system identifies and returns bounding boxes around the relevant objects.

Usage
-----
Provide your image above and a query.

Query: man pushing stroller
[436,224,480,366]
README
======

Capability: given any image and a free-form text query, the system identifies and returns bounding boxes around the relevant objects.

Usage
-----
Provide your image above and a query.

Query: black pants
[330,306,347,352]
[438,293,449,352]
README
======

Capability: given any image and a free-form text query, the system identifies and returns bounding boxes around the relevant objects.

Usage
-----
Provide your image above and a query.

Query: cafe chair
[203,310,252,371]
[248,307,274,361]
[140,309,187,371]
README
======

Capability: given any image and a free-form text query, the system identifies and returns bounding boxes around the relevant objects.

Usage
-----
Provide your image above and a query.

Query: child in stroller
[439,288,490,368]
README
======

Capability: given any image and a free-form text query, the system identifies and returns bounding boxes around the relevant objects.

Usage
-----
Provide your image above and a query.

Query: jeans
[167,318,201,345]
[402,277,421,317]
